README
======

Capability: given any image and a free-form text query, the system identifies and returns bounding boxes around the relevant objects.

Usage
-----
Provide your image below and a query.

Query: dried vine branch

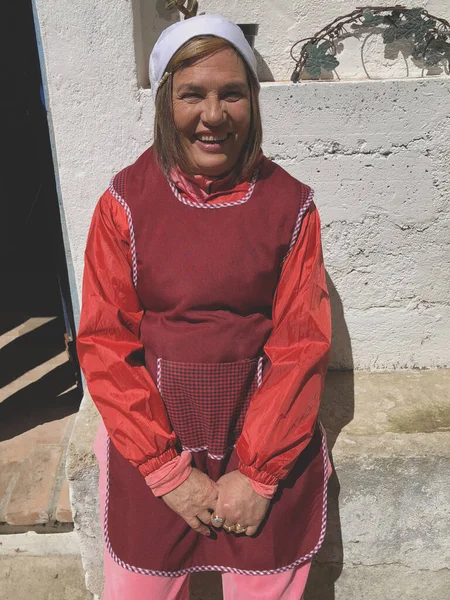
[290,6,450,81]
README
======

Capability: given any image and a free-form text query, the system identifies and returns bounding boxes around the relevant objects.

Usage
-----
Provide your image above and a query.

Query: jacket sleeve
[236,203,331,486]
[77,190,179,477]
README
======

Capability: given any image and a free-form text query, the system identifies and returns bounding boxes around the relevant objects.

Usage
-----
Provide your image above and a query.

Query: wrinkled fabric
[236,205,331,484]
[77,171,331,485]
[77,196,178,477]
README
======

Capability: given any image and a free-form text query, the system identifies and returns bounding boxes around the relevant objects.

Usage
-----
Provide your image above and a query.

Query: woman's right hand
[162,468,218,536]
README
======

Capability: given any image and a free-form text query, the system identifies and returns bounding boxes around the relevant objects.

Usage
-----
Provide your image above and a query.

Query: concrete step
[307,369,450,599]
[67,369,450,600]
[0,313,81,531]
[0,532,92,600]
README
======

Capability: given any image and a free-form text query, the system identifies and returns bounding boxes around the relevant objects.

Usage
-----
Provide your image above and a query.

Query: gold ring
[234,523,247,534]
[223,523,236,533]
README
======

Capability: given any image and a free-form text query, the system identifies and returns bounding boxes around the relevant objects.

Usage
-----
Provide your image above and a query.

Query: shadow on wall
[305,273,355,600]
[132,0,180,88]
[316,30,449,81]
[255,50,275,82]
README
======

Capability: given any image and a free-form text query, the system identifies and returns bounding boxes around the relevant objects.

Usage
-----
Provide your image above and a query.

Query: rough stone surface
[0,556,93,600]
[33,0,450,369]
[5,445,63,526]
[0,532,91,600]
[310,368,450,599]
[260,79,450,370]
[0,412,76,530]
[305,564,450,600]
[0,462,18,523]
[0,531,81,556]
[322,455,450,571]
[56,478,73,523]
[320,369,450,441]
[66,394,103,597]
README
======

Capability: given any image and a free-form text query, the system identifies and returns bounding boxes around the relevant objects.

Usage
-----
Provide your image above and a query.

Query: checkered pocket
[157,357,263,459]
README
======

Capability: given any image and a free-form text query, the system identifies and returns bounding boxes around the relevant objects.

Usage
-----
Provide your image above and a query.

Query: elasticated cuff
[137,447,179,477]
[238,462,279,486]
[144,451,193,497]
[249,479,278,499]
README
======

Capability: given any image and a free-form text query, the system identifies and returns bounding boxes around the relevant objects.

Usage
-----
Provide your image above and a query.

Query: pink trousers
[96,423,312,600]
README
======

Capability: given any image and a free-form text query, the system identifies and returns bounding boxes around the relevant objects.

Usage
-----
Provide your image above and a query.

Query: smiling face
[172,48,251,178]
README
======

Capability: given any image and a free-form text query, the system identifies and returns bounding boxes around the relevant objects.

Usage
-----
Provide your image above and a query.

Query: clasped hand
[162,468,270,537]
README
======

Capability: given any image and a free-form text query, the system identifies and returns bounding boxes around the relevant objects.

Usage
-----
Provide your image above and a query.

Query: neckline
[167,165,261,210]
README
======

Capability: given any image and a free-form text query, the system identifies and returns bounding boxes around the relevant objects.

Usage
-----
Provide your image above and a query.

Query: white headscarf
[149,14,259,99]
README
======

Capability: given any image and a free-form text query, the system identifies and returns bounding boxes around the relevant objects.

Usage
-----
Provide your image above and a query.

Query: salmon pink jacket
[77,161,331,497]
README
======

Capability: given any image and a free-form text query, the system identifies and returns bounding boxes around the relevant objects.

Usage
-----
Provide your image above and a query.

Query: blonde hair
[153,36,262,185]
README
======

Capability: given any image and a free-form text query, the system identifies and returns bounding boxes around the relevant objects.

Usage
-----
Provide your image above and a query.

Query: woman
[77,14,331,600]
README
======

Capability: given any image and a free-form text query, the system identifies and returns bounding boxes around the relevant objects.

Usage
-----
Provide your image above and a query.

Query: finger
[245,525,259,536]
[185,516,210,537]
[212,497,228,529]
[197,510,212,525]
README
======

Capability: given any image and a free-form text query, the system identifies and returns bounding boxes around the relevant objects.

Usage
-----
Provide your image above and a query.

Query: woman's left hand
[213,470,270,536]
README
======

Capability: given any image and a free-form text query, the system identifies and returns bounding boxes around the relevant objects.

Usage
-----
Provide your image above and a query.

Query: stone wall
[33,0,450,368]
[260,78,450,369]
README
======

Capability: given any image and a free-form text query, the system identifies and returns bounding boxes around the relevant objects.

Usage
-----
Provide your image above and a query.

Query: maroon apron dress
[105,148,329,576]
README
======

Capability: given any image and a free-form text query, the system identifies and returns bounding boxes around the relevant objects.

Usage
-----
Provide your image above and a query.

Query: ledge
[139,74,449,98]
[67,369,450,597]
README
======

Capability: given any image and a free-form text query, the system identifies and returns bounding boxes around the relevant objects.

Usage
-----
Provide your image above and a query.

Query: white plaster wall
[261,79,450,369]
[33,0,450,369]
[199,0,450,81]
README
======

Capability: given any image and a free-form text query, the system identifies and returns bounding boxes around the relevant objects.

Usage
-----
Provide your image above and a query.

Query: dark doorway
[0,0,81,526]
[2,1,77,323]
